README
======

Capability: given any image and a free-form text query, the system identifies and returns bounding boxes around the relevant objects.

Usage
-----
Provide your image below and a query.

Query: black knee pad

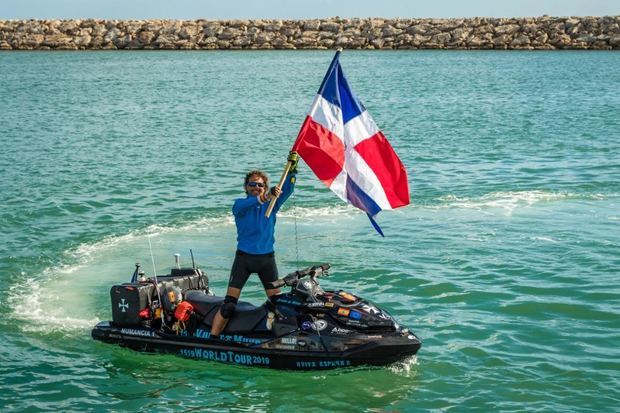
[220,295,238,319]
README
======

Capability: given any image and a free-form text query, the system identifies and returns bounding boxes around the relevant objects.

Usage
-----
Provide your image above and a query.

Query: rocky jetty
[1,17,619,50]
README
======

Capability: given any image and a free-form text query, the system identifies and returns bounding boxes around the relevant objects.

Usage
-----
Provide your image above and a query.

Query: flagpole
[265,159,293,218]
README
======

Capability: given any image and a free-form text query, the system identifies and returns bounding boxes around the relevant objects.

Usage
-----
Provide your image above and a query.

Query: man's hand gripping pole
[265,151,299,218]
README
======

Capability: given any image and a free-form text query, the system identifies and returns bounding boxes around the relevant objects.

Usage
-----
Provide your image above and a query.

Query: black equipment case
[110,283,153,327]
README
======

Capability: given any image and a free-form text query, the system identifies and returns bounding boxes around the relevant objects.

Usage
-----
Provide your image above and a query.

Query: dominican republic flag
[292,51,410,236]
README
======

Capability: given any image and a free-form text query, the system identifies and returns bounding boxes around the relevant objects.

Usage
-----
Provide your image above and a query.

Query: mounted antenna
[190,249,196,269]
[131,263,141,283]
[174,253,181,270]
[147,235,166,328]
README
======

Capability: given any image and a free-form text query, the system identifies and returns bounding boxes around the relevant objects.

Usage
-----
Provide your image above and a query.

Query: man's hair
[244,170,269,187]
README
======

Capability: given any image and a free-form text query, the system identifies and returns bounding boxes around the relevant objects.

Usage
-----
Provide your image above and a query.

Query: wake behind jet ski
[92,258,421,370]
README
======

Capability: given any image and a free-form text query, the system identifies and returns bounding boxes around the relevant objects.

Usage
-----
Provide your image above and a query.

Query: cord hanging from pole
[292,192,300,269]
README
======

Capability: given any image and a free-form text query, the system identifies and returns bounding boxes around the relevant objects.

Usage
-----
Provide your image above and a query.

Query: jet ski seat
[184,290,269,333]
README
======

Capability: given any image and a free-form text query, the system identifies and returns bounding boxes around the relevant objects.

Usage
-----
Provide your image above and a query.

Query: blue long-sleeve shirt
[232,173,296,254]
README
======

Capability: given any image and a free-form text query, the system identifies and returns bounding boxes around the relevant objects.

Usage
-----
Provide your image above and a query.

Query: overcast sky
[1,0,618,20]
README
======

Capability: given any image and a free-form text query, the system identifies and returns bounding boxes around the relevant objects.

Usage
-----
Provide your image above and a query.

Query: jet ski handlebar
[269,263,331,288]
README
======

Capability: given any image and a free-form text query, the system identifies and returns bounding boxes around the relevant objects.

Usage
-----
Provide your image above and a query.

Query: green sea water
[0,50,619,412]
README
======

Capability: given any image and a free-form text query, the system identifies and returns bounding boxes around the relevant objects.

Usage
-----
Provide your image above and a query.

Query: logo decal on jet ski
[179,348,270,366]
[331,327,353,335]
[300,320,328,331]
[120,328,155,337]
[306,302,329,308]
[276,298,302,306]
[378,312,391,320]
[305,302,334,309]
[194,329,263,345]
[220,334,263,345]
[296,360,352,368]
[118,298,129,312]
[337,308,350,317]
[349,311,362,320]
[314,320,328,331]
[282,337,297,345]
[273,344,296,350]
[361,304,380,314]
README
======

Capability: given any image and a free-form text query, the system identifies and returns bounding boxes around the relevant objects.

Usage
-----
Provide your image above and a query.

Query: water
[1,50,619,412]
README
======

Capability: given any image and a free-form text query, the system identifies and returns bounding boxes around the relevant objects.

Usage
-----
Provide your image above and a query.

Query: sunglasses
[247,182,265,188]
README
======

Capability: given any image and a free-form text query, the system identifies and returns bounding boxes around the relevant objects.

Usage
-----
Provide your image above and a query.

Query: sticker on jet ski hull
[179,347,270,366]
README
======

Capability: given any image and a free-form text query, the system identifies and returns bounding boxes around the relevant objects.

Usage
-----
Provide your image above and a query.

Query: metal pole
[265,160,293,218]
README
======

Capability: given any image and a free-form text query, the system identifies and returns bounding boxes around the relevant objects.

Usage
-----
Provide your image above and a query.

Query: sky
[1,0,618,20]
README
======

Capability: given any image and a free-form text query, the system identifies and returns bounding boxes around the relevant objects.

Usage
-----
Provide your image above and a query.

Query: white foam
[388,355,420,377]
[279,204,358,219]
[8,275,99,333]
[71,216,234,259]
[432,191,612,213]
[6,215,238,334]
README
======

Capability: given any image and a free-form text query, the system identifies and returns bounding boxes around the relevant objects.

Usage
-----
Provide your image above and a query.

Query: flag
[292,51,410,236]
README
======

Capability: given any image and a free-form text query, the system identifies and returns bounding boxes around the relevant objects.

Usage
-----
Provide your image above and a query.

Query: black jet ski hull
[92,321,421,370]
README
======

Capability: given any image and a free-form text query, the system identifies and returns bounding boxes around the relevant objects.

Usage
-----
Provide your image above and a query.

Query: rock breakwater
[1,17,619,50]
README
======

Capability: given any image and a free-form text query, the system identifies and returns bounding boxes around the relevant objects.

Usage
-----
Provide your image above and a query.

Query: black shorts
[228,250,279,290]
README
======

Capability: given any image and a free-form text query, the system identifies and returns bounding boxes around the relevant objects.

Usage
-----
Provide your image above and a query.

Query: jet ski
[92,258,421,370]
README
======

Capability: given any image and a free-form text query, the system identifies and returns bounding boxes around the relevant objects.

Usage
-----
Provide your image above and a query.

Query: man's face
[246,174,266,197]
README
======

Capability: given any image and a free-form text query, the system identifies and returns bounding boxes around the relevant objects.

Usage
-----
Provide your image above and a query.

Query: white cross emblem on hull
[118,298,129,312]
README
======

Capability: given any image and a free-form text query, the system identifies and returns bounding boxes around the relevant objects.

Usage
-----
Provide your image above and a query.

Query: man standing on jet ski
[211,152,299,337]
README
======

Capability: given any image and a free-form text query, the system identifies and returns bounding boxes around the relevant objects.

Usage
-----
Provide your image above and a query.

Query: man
[210,152,298,336]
